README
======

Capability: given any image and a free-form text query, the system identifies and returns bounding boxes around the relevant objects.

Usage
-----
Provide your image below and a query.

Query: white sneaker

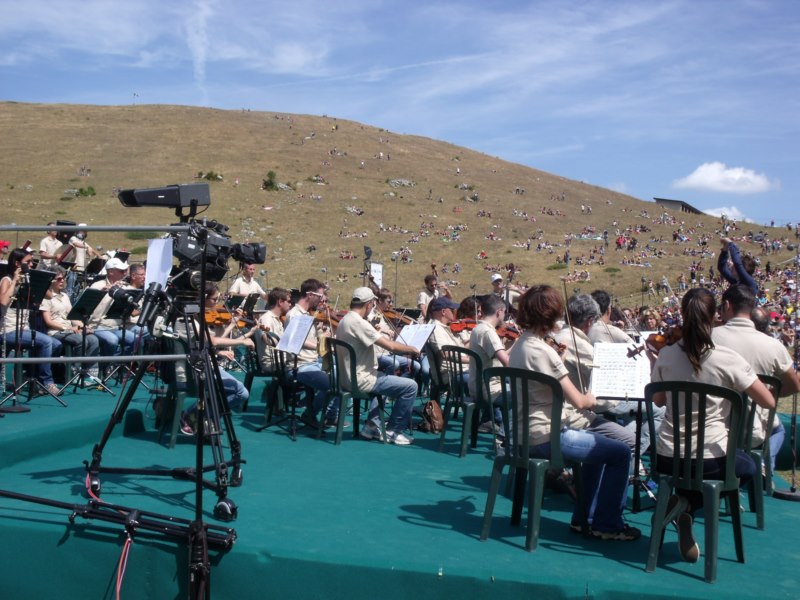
[386,430,412,446]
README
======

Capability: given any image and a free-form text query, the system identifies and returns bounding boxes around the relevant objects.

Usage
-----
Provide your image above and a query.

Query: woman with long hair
[0,248,62,395]
[651,287,774,562]
[509,284,640,541]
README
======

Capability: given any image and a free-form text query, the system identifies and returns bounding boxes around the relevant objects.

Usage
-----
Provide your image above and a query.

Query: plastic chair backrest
[483,367,565,468]
[329,337,368,399]
[441,344,483,406]
[425,343,445,389]
[645,380,745,492]
[741,373,781,452]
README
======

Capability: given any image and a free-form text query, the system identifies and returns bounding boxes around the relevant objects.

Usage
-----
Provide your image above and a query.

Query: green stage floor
[1,374,798,599]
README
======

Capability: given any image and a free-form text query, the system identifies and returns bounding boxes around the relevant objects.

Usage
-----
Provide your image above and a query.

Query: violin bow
[561,278,586,393]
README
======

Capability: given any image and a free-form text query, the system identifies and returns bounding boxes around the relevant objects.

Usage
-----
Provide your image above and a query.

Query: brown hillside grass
[0,101,792,308]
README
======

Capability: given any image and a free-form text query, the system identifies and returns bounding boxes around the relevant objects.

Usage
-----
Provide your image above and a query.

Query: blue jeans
[295,360,331,417]
[769,421,786,472]
[94,325,144,356]
[606,400,665,456]
[378,354,420,378]
[219,367,249,411]
[3,330,61,386]
[368,373,418,433]
[532,428,631,533]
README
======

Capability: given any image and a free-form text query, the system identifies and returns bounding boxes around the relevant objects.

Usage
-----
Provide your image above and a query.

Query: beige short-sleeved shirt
[428,320,467,374]
[652,342,756,459]
[256,310,284,371]
[508,331,571,446]
[40,291,73,334]
[712,317,792,445]
[335,311,382,392]
[468,321,505,401]
[285,305,319,366]
[588,321,633,345]
[228,277,265,298]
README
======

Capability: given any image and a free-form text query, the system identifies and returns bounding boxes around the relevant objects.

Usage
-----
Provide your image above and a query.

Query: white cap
[352,287,376,303]
[491,273,503,282]
[105,257,129,271]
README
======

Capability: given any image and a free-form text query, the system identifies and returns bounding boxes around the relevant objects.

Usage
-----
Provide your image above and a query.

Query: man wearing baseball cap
[335,286,421,445]
[87,256,142,359]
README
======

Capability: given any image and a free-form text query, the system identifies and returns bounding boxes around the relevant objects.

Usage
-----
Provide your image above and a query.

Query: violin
[544,334,567,357]
[449,319,477,333]
[205,307,252,329]
[382,308,414,327]
[627,326,683,358]
[496,323,521,341]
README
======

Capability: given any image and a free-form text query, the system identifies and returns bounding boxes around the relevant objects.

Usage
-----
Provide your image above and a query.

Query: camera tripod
[84,301,244,523]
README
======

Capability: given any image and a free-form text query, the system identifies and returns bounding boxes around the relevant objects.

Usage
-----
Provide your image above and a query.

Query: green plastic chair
[741,373,781,528]
[243,331,281,412]
[438,345,485,457]
[644,380,747,583]
[479,367,587,551]
[328,338,385,445]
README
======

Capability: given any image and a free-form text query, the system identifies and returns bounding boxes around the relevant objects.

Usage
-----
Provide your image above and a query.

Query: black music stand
[0,269,64,408]
[102,289,145,385]
[63,288,113,394]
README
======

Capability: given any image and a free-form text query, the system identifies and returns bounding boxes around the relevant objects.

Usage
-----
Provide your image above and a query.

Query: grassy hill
[0,101,791,308]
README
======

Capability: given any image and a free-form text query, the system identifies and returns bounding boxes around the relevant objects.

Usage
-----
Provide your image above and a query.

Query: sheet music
[396,323,435,352]
[277,314,314,355]
[590,342,651,399]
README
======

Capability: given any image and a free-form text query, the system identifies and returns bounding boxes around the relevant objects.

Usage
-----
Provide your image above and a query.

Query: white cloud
[704,206,753,223]
[672,162,779,194]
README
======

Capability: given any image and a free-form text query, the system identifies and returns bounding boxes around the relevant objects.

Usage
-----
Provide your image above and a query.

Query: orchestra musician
[416,273,451,320]
[712,284,800,472]
[38,223,61,270]
[372,288,419,378]
[468,295,509,432]
[40,265,101,379]
[285,278,334,431]
[253,287,291,373]
[0,248,62,397]
[179,283,252,435]
[87,257,143,359]
[227,262,267,301]
[426,296,470,390]
[551,294,640,452]
[588,289,635,344]
[335,287,421,445]
[650,287,775,562]
[509,284,640,541]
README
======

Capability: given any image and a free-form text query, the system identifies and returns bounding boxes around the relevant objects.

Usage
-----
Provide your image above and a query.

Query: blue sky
[2,0,798,226]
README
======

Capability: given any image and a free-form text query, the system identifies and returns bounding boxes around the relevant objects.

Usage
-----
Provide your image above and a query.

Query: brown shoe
[46,383,62,397]
[676,512,700,563]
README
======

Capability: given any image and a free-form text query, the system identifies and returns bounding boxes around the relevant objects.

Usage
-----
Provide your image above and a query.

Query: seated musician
[285,278,334,431]
[371,288,419,378]
[468,295,509,432]
[510,284,640,541]
[426,296,470,391]
[335,287,421,445]
[650,287,774,562]
[588,288,657,439]
[180,283,252,435]
[0,248,62,396]
[453,296,480,345]
[253,287,291,372]
[40,265,101,378]
[588,289,634,343]
[551,294,639,451]
[86,257,143,358]
[712,284,800,471]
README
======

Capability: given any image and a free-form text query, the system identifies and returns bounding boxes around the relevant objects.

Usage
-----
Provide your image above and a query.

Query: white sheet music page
[590,342,651,399]
[277,314,314,355]
[396,323,435,353]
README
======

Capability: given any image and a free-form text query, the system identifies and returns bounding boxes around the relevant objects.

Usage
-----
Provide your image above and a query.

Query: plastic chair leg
[645,481,673,573]
[480,459,506,541]
[525,463,548,551]
[458,404,477,458]
[334,393,351,445]
[729,490,745,563]
[510,467,528,526]
[702,486,721,584]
